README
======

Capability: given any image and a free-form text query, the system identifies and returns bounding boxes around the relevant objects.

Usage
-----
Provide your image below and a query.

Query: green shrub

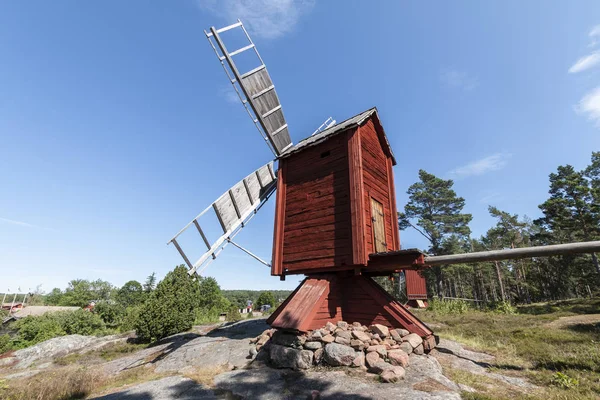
[489,300,516,314]
[134,265,200,342]
[119,305,142,333]
[225,305,242,322]
[94,302,125,327]
[11,310,106,349]
[427,298,470,314]
[550,371,579,389]
[0,334,12,354]
[58,309,106,336]
[194,307,221,325]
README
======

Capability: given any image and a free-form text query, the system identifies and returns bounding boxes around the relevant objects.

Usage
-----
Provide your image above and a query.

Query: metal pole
[9,293,17,316]
[227,239,271,267]
[424,241,600,266]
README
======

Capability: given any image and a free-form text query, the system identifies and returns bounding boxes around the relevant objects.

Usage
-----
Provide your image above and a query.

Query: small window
[320,150,331,158]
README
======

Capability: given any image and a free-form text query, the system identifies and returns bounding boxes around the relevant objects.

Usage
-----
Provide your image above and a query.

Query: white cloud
[440,68,478,91]
[198,0,315,40]
[449,153,512,178]
[568,51,600,73]
[479,192,504,205]
[0,217,57,232]
[589,24,600,47]
[219,86,240,104]
[575,86,600,125]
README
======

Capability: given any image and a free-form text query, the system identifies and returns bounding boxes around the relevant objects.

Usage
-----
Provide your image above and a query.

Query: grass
[0,364,168,400]
[419,298,600,400]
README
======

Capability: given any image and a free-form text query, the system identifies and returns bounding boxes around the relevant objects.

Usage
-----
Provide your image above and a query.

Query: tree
[535,164,600,275]
[197,277,229,312]
[398,170,472,297]
[45,288,63,306]
[59,280,94,307]
[143,272,157,293]
[256,291,275,308]
[116,280,144,307]
[134,265,200,342]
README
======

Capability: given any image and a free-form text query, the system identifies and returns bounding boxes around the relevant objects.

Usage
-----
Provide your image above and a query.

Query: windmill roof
[279,107,396,164]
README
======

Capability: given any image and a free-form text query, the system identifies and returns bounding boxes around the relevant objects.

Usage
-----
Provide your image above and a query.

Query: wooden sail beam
[424,240,600,266]
[368,241,600,271]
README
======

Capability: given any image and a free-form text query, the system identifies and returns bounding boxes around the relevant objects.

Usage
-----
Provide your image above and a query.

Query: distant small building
[1,303,23,313]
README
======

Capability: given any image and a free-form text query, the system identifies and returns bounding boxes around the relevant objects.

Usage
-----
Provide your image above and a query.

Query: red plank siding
[359,119,394,255]
[282,135,352,271]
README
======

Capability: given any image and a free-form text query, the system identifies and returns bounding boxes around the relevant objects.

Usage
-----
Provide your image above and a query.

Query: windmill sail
[168,162,276,275]
[205,20,293,156]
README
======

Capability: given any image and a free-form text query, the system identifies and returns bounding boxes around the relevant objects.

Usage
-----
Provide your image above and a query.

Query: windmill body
[169,20,436,351]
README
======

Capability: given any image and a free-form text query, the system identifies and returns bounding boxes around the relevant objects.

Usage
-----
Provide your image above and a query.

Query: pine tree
[535,165,600,275]
[398,170,472,297]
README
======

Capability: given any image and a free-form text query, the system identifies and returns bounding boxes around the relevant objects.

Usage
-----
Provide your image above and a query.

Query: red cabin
[271,108,400,276]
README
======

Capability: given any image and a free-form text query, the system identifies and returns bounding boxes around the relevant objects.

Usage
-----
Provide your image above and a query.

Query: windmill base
[267,274,437,351]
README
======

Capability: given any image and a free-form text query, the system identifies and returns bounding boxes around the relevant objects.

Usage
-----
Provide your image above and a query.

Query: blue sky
[1,1,599,293]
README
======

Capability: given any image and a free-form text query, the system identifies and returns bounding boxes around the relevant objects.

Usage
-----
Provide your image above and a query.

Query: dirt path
[544,313,600,329]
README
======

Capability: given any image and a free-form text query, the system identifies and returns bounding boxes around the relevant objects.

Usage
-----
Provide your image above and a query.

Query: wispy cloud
[568,52,600,73]
[440,68,478,91]
[198,0,315,40]
[0,217,57,232]
[589,24,600,47]
[219,86,240,104]
[479,192,504,205]
[575,86,600,125]
[449,153,512,178]
[568,25,600,73]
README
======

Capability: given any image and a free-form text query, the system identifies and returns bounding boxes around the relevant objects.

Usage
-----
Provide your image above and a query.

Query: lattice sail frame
[168,162,276,275]
[205,20,293,156]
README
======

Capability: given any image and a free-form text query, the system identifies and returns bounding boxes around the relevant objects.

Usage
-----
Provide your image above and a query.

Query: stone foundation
[249,321,430,383]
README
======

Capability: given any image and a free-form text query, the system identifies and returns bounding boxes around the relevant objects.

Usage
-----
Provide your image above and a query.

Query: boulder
[371,333,381,341]
[352,352,365,368]
[351,330,371,342]
[402,333,422,348]
[387,349,409,367]
[256,334,270,346]
[370,324,390,338]
[304,341,322,351]
[322,334,335,343]
[366,345,387,357]
[370,339,380,346]
[365,351,380,368]
[380,366,405,383]
[313,348,324,365]
[309,330,323,341]
[369,360,394,374]
[323,343,357,367]
[397,329,410,337]
[335,330,352,340]
[399,342,413,355]
[389,329,402,342]
[325,322,336,332]
[334,337,350,346]
[271,331,306,349]
[350,339,365,351]
[337,321,349,330]
[352,322,362,328]
[249,347,258,358]
[269,344,313,370]
[413,343,424,355]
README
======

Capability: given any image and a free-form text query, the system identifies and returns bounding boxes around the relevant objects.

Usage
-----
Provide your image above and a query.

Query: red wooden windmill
[169,20,436,351]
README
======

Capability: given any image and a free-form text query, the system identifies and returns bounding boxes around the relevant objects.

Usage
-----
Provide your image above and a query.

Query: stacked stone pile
[249,321,428,383]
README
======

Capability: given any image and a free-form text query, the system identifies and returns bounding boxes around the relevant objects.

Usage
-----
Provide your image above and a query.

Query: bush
[10,310,106,349]
[225,305,242,322]
[551,371,579,389]
[194,307,221,325]
[488,300,516,314]
[134,265,200,342]
[0,334,12,354]
[427,298,470,314]
[94,302,125,327]
[119,305,142,333]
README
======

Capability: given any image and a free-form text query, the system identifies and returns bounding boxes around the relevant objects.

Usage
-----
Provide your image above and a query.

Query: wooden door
[370,198,387,253]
